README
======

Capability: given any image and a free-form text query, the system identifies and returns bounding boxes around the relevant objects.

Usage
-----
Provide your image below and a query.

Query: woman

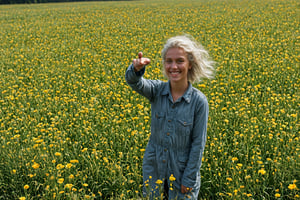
[125,35,215,199]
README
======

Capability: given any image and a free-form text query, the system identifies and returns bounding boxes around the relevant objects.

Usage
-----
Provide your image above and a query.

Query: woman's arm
[125,52,160,102]
[181,96,209,189]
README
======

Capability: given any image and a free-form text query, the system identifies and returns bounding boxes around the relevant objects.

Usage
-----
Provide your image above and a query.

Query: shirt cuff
[134,64,146,76]
[125,64,146,84]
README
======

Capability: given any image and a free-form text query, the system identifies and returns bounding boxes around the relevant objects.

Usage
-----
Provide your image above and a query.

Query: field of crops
[0,0,299,199]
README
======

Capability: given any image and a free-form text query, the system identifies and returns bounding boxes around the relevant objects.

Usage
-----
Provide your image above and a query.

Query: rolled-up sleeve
[125,64,145,83]
[125,64,160,102]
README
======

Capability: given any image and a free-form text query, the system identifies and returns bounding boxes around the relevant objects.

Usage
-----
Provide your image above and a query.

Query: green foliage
[0,0,299,199]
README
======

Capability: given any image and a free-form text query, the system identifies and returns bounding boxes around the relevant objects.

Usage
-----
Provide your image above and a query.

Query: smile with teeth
[170,71,181,74]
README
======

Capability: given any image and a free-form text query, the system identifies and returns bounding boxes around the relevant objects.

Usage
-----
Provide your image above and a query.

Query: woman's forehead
[165,47,188,58]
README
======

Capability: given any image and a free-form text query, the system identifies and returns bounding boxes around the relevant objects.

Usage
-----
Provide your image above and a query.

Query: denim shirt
[125,64,208,194]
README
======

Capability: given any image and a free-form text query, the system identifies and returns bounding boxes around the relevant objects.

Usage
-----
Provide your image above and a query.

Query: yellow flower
[103,157,109,163]
[258,168,266,175]
[155,179,163,185]
[55,152,61,156]
[24,185,29,190]
[140,148,145,152]
[82,183,88,187]
[232,157,238,162]
[28,174,35,178]
[70,159,79,163]
[275,193,281,198]
[56,164,64,170]
[65,184,73,190]
[237,163,243,168]
[19,197,26,200]
[66,163,73,169]
[245,175,251,179]
[288,183,297,190]
[32,163,40,169]
[226,177,233,181]
[57,178,64,184]
[169,174,176,182]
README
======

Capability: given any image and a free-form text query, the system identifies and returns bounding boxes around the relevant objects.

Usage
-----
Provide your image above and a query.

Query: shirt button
[163,160,166,163]
[167,132,170,136]
[168,119,171,122]
[164,148,168,152]
[172,105,175,109]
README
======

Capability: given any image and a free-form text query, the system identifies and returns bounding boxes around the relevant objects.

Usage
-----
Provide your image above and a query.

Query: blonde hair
[161,35,215,83]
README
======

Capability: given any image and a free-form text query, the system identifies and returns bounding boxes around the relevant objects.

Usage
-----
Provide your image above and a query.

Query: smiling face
[164,47,191,85]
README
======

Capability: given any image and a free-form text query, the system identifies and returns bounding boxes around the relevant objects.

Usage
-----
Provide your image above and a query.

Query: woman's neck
[170,81,189,102]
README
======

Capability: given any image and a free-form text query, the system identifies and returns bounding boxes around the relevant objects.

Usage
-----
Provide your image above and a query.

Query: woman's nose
[170,61,177,68]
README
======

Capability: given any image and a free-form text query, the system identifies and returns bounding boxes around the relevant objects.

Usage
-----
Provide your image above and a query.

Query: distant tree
[0,0,127,4]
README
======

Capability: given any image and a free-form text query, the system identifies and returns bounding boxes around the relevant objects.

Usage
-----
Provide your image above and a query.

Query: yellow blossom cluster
[0,0,298,199]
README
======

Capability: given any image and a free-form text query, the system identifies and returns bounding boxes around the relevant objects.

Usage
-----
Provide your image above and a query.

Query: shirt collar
[162,81,192,103]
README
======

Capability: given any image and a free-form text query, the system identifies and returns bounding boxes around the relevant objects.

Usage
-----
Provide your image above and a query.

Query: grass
[0,0,299,199]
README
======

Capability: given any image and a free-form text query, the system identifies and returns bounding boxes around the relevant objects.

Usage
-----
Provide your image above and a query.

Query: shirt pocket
[154,112,165,119]
[152,112,166,134]
[176,119,193,136]
[143,143,156,165]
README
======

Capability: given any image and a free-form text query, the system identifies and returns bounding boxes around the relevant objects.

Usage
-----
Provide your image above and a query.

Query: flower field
[0,0,299,199]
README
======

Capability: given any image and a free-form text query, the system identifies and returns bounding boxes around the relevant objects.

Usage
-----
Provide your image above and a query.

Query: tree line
[0,0,126,4]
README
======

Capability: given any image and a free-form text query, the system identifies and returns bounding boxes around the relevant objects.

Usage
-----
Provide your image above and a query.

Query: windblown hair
[161,35,215,83]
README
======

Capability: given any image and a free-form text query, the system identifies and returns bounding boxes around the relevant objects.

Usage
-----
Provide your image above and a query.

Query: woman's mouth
[170,71,180,75]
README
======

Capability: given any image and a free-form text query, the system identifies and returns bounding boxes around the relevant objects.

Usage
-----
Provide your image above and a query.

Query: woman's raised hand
[132,52,151,72]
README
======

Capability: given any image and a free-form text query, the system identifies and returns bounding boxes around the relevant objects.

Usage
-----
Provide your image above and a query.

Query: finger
[138,52,143,59]
[132,59,137,66]
[181,185,186,193]
[141,58,151,65]
[181,185,192,194]
[133,59,140,68]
